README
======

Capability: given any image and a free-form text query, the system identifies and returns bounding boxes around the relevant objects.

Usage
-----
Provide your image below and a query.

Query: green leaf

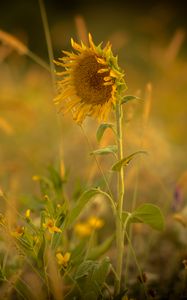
[96,123,115,142]
[37,235,46,267]
[123,203,165,231]
[66,188,102,227]
[90,145,117,156]
[112,151,147,171]
[92,257,110,288]
[47,166,63,191]
[121,95,141,105]
[87,235,114,260]
[75,258,110,300]
[71,240,87,264]
[132,203,165,231]
[75,260,98,280]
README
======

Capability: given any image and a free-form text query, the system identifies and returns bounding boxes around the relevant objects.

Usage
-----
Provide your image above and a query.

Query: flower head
[43,219,62,234]
[11,226,25,238]
[74,216,104,237]
[74,222,92,237]
[87,216,104,229]
[54,34,126,123]
[25,209,31,219]
[56,252,71,267]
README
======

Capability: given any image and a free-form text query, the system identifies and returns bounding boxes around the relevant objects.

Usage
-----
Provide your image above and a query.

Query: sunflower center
[73,53,112,105]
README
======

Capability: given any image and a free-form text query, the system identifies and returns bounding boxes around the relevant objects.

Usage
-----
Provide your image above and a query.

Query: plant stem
[38,0,56,92]
[114,99,125,295]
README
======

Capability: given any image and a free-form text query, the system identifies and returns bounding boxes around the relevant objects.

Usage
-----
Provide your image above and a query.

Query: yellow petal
[96,57,107,65]
[97,68,109,74]
[55,70,70,76]
[103,81,113,86]
[88,33,96,50]
[71,38,84,52]
[104,76,112,82]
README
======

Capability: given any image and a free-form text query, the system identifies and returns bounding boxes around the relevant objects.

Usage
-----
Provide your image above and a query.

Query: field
[0,1,187,299]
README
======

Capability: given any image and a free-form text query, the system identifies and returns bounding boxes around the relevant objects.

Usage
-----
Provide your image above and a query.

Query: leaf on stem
[123,203,165,231]
[90,145,117,156]
[121,95,141,105]
[111,151,147,171]
[96,123,115,142]
[66,188,112,227]
[87,235,114,260]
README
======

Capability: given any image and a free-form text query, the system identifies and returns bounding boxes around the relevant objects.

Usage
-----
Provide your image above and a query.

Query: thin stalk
[114,100,125,295]
[125,232,149,299]
[27,49,50,72]
[80,125,114,200]
[38,0,56,91]
[124,167,139,287]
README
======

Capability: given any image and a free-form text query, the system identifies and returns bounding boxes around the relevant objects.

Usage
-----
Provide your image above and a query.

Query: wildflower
[56,252,71,267]
[87,216,104,229]
[32,175,40,181]
[43,219,62,233]
[11,226,24,238]
[54,33,126,123]
[74,217,104,237]
[74,222,92,237]
[25,209,31,219]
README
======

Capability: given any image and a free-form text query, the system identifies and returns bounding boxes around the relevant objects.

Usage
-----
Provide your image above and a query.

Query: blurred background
[0,0,187,208]
[1,1,187,297]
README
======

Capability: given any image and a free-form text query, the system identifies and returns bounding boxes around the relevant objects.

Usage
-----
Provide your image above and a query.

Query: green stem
[124,168,139,287]
[114,99,125,295]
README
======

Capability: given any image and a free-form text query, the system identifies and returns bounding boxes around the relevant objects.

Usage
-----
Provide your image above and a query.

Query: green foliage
[96,123,115,142]
[112,150,147,171]
[87,235,114,260]
[90,145,117,156]
[121,95,141,105]
[74,257,111,299]
[66,188,104,227]
[123,203,165,231]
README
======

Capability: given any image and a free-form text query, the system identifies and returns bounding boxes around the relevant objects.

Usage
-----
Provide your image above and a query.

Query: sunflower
[54,34,126,124]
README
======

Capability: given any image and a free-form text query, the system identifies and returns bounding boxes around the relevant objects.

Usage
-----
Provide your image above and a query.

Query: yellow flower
[32,175,40,181]
[56,252,71,267]
[87,216,104,229]
[54,33,126,124]
[74,222,92,237]
[43,219,62,234]
[11,226,24,238]
[25,209,31,219]
[74,217,104,237]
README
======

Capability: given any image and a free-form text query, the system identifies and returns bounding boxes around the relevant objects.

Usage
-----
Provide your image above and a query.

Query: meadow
[0,1,187,299]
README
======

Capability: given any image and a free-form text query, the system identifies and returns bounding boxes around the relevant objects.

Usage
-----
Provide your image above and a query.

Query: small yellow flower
[56,252,71,267]
[11,226,24,238]
[25,209,31,219]
[74,222,92,237]
[54,33,126,124]
[43,219,62,234]
[87,216,104,229]
[32,175,40,181]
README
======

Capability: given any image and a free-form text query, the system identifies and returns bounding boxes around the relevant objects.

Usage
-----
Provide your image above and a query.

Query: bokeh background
[0,0,187,213]
[1,1,187,297]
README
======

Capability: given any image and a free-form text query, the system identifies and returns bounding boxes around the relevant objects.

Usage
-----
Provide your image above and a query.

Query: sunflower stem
[114,98,125,296]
